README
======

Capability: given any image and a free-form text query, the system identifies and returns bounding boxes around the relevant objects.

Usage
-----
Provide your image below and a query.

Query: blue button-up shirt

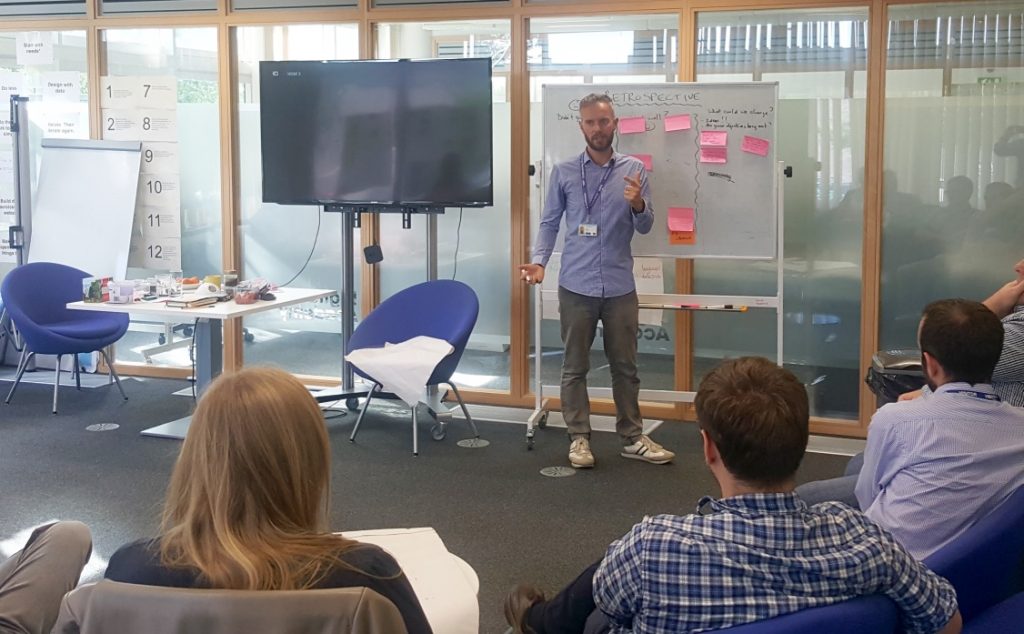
[993,304,1024,406]
[593,493,957,634]
[856,381,1024,559]
[532,151,653,298]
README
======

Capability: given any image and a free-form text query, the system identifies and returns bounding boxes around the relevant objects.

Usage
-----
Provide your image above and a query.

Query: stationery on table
[165,294,218,309]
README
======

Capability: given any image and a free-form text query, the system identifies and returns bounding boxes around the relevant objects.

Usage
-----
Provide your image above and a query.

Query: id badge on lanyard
[579,154,613,238]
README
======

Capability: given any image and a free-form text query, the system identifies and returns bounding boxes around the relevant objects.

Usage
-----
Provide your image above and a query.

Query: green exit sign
[978,76,1005,85]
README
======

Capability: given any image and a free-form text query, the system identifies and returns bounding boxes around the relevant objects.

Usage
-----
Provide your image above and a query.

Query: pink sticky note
[699,147,728,164]
[618,116,646,135]
[700,130,728,146]
[667,207,695,232]
[664,114,691,132]
[741,135,770,157]
[631,154,653,171]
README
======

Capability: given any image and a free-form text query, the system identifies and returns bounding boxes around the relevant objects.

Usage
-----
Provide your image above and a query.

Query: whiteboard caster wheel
[527,436,534,450]
[345,397,360,411]
[431,423,447,441]
[538,412,548,429]
[183,327,194,337]
[243,331,255,343]
[158,334,166,345]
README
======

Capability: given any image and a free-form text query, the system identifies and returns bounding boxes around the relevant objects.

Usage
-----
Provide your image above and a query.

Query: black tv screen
[259,58,493,207]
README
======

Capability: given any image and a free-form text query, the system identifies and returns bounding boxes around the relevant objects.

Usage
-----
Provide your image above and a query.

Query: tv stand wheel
[431,423,447,441]
[345,397,360,411]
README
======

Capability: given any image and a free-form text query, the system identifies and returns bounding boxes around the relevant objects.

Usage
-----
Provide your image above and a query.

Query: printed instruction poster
[101,75,182,272]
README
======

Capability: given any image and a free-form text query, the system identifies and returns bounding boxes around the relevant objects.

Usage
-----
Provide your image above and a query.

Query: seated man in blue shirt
[799,298,1024,560]
[505,357,961,634]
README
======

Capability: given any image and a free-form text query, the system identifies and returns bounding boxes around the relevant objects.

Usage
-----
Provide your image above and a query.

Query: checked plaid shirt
[593,493,957,634]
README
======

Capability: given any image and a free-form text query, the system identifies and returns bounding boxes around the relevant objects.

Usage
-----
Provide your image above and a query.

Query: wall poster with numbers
[100,75,181,272]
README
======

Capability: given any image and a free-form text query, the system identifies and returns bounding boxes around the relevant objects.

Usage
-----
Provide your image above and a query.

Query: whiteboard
[28,139,141,279]
[541,83,778,259]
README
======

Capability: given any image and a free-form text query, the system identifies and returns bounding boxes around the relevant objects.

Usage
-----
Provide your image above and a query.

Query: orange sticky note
[664,114,691,132]
[670,229,696,245]
[699,130,728,146]
[699,147,728,164]
[631,154,653,171]
[741,135,770,157]
[668,207,694,232]
[618,116,646,134]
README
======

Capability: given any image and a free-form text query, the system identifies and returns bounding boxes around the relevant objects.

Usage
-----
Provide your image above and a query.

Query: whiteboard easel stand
[1,95,31,367]
[525,161,787,449]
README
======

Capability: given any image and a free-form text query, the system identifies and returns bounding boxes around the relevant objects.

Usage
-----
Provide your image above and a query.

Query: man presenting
[520,93,674,469]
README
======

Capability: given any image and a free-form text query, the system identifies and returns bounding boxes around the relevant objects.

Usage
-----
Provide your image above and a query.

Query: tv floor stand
[316,205,450,421]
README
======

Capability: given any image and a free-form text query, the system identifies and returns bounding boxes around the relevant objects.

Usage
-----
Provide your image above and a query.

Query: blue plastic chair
[1,262,129,413]
[581,595,899,634]
[346,280,479,455]
[924,486,1024,622]
[716,595,900,634]
[964,592,1024,633]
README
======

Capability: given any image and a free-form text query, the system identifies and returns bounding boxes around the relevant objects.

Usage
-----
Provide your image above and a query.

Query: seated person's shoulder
[336,541,404,577]
[105,538,200,588]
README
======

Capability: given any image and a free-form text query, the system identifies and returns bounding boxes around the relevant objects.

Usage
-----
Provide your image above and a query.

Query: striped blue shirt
[532,151,653,298]
[993,304,1024,406]
[592,494,957,634]
[856,381,1024,559]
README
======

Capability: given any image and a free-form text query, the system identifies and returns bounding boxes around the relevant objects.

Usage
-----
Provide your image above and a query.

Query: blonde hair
[159,366,358,590]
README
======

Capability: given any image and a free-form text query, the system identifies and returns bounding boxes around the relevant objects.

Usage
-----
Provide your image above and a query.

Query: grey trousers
[795,453,864,508]
[0,521,92,634]
[559,286,643,443]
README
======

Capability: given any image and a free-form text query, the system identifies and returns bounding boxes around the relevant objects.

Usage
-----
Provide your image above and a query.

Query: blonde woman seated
[103,367,432,634]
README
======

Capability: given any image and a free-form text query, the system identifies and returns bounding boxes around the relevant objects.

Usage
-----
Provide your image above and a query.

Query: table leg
[140,318,223,440]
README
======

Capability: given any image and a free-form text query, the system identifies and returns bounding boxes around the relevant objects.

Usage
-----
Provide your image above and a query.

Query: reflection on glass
[881,2,1024,352]
[527,15,679,393]
[694,9,868,419]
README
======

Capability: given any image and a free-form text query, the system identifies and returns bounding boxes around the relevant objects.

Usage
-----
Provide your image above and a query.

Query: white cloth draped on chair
[344,336,454,407]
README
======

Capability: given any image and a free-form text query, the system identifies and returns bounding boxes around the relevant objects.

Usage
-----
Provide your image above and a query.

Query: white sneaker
[569,437,595,469]
[620,435,675,465]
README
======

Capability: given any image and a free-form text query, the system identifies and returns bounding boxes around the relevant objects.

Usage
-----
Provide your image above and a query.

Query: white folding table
[68,287,334,439]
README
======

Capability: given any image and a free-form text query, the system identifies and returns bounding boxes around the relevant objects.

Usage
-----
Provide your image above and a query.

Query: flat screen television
[259,57,493,208]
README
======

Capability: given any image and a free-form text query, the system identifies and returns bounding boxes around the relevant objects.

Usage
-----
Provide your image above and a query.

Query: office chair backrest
[348,280,479,385]
[716,595,900,634]
[1,262,91,324]
[924,485,1024,621]
[53,580,408,634]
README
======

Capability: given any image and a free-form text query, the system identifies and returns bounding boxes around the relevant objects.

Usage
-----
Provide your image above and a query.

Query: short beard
[586,135,613,153]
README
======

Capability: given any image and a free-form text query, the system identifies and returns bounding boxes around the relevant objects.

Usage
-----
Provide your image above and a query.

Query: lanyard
[944,389,1001,402]
[580,154,615,220]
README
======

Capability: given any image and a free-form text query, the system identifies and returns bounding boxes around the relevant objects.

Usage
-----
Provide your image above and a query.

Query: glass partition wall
[235,24,361,378]
[375,20,513,392]
[3,1,1018,434]
[105,27,223,369]
[694,8,868,420]
[879,2,1024,351]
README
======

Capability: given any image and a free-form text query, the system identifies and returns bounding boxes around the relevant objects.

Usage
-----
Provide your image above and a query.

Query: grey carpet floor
[0,376,848,633]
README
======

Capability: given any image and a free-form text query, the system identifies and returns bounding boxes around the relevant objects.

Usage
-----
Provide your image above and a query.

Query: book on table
[165,294,219,309]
